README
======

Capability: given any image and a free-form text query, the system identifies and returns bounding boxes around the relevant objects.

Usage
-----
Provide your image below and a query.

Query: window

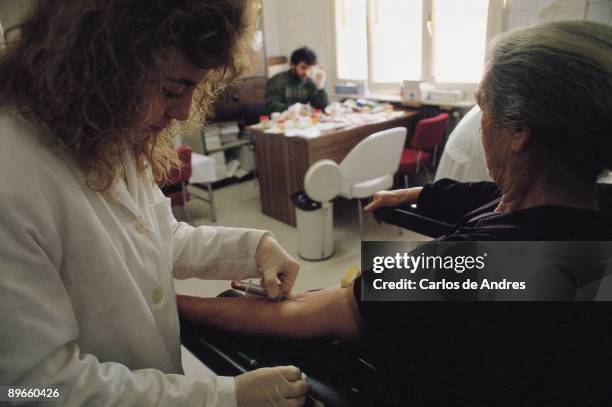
[432,0,490,83]
[369,0,423,83]
[334,0,368,81]
[334,0,501,91]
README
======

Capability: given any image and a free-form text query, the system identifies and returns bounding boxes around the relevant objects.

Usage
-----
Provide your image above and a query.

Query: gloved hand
[255,234,300,299]
[235,366,309,407]
[313,66,326,90]
[363,187,424,213]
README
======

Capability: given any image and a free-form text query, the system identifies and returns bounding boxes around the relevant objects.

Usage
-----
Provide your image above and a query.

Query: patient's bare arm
[177,285,363,340]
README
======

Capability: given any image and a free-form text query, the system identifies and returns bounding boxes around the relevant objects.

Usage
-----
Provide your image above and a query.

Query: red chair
[399,113,449,186]
[160,145,193,221]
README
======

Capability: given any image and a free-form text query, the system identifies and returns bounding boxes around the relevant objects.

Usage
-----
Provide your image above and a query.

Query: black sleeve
[414,178,502,224]
[596,182,612,210]
[352,276,404,333]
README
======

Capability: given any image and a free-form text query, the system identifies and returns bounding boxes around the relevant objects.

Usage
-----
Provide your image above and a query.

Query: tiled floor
[175,178,429,377]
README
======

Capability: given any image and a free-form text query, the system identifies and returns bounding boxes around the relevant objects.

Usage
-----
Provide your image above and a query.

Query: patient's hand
[364,187,423,213]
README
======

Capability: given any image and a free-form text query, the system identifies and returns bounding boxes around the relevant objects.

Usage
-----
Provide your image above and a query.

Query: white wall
[261,0,281,57]
[505,0,612,30]
[262,0,335,94]
[585,0,612,25]
[0,0,32,32]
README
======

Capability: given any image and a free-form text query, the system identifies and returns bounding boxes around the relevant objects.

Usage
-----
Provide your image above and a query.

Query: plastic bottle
[259,115,270,129]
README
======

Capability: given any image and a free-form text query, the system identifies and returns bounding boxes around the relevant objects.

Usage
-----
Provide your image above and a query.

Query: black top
[415,178,612,240]
[352,179,612,406]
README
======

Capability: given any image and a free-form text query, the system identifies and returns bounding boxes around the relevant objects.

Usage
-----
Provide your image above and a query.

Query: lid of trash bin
[291,191,322,211]
[304,159,342,203]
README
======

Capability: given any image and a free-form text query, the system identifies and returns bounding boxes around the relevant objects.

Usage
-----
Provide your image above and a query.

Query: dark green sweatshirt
[264,70,329,114]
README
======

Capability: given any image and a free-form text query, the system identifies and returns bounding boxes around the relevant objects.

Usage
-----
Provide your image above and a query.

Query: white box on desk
[402,80,421,103]
[427,89,465,102]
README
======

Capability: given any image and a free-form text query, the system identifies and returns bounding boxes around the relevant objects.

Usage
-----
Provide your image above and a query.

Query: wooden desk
[252,110,418,226]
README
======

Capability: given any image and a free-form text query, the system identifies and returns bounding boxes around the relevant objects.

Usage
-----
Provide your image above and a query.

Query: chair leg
[180,182,191,223]
[357,199,364,241]
[206,182,217,223]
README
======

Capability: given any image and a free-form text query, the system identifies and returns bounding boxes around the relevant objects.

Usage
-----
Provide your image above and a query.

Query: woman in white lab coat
[0,0,308,406]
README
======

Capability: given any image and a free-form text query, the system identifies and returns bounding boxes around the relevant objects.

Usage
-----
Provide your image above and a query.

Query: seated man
[265,46,329,115]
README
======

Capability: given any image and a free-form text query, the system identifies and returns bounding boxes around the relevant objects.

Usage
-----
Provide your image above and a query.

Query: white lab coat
[0,108,267,406]
[434,105,492,183]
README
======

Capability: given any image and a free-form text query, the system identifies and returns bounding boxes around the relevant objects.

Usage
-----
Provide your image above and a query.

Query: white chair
[338,127,407,239]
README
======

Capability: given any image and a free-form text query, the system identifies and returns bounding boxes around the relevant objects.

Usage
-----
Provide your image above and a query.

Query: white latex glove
[235,366,309,407]
[255,234,300,299]
[313,66,326,90]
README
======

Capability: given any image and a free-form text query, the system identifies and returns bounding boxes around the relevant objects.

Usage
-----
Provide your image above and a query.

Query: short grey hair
[478,21,612,185]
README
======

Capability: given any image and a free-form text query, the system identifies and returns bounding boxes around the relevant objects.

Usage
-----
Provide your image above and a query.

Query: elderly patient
[179,21,612,405]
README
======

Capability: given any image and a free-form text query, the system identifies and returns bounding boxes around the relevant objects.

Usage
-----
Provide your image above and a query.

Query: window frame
[331,0,506,97]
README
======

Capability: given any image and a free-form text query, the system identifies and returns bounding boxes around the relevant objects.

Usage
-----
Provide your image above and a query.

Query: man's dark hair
[290,46,317,65]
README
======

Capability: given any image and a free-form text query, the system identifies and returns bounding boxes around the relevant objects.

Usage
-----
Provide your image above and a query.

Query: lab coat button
[152,289,163,304]
[135,217,148,233]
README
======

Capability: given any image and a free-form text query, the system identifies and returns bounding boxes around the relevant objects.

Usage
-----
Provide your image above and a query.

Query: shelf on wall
[206,138,252,154]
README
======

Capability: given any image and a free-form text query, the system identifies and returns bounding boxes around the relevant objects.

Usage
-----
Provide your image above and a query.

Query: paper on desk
[285,122,349,138]
[252,111,403,137]
[285,127,321,138]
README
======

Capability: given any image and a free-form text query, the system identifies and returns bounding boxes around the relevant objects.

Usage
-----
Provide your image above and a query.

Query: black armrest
[374,206,453,238]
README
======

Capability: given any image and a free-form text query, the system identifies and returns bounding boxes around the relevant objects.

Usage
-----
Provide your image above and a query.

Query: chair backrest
[410,113,449,150]
[167,145,192,184]
[339,127,407,190]
[434,105,491,182]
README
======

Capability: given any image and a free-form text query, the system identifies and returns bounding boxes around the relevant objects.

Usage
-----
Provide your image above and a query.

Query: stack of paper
[203,124,222,152]
[218,121,240,146]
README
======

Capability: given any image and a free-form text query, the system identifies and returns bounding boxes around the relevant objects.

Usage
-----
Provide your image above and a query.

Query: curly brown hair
[0,0,255,191]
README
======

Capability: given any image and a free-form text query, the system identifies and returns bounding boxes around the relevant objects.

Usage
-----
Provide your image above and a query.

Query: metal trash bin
[292,191,334,261]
